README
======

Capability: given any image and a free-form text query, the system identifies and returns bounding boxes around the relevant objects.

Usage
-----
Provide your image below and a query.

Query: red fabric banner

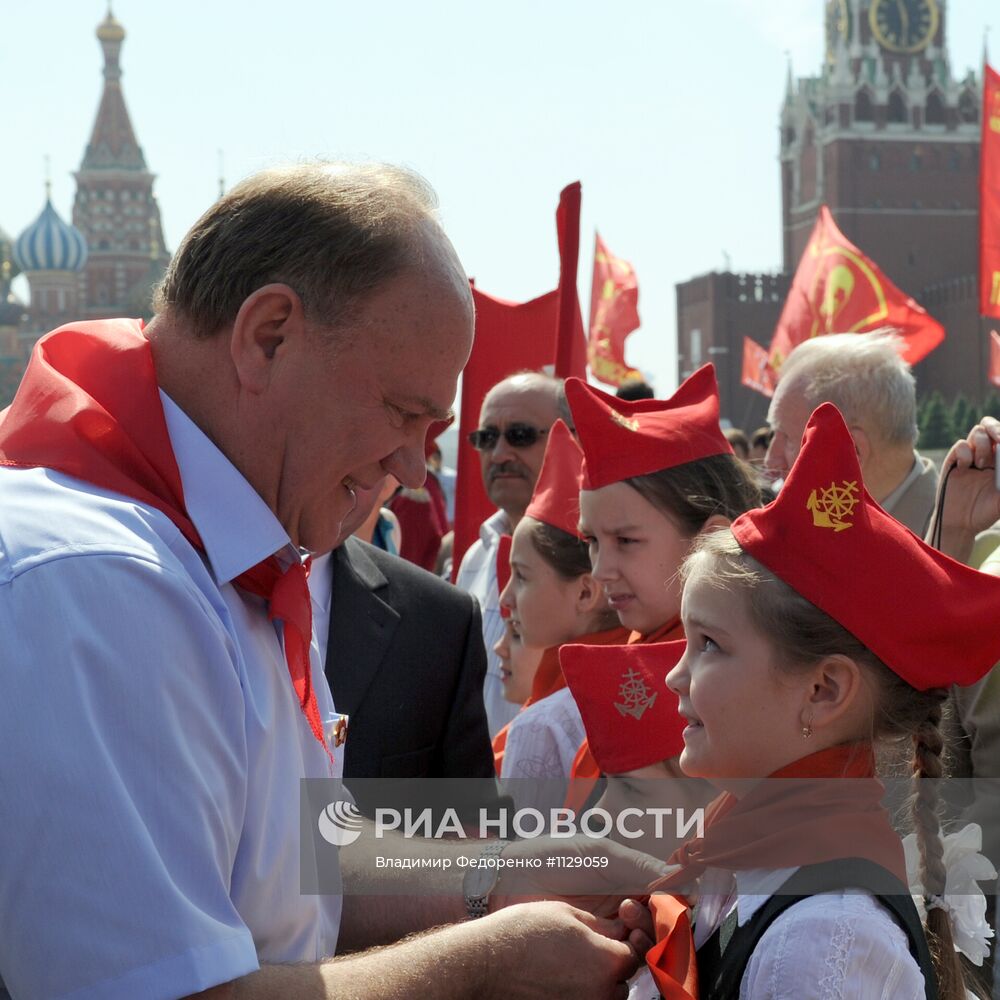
[989,330,1000,388]
[451,184,585,578]
[740,336,777,397]
[587,232,642,387]
[554,182,587,379]
[981,62,1000,319]
[768,205,944,372]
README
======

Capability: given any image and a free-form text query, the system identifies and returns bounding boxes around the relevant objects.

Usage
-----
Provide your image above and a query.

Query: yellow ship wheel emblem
[807,480,859,532]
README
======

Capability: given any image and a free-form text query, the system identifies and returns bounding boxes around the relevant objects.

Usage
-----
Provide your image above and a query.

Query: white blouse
[499,688,585,814]
[696,867,928,999]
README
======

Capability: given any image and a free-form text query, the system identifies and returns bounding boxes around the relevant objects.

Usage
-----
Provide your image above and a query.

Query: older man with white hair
[765,330,937,535]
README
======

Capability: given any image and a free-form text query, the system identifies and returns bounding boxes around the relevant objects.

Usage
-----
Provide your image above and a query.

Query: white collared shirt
[0,391,343,1000]
[455,509,520,737]
[691,866,928,999]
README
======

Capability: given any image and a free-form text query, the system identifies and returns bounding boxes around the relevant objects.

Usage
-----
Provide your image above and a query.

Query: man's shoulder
[0,465,189,582]
[342,536,475,612]
[455,512,508,581]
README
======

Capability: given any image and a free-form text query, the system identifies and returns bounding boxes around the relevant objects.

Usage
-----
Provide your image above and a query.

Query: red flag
[741,336,778,397]
[451,185,587,577]
[555,182,587,379]
[587,232,642,387]
[769,205,944,371]
[989,330,1000,388]
[981,62,1000,319]
[452,289,560,580]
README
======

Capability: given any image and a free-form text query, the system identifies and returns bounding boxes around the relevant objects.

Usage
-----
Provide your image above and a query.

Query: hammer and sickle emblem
[817,265,856,333]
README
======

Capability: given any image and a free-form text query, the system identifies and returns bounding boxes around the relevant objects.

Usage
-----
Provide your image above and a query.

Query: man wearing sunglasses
[455,371,567,737]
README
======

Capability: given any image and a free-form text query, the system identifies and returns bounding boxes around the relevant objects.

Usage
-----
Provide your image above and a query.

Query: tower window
[888,91,907,124]
[925,91,945,126]
[855,89,874,123]
[909,153,922,172]
[870,151,881,171]
[958,89,978,123]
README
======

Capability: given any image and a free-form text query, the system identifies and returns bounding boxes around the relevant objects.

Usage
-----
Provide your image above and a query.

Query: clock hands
[894,0,910,41]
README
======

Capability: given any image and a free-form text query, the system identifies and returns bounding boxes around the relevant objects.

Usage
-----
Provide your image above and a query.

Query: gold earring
[801,718,813,739]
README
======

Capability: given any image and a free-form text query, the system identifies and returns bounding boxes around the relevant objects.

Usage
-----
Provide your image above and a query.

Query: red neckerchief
[0,320,332,763]
[628,616,684,645]
[646,742,903,998]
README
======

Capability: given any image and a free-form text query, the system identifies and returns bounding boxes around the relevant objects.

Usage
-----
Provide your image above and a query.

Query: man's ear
[229,284,306,394]
[848,425,871,470]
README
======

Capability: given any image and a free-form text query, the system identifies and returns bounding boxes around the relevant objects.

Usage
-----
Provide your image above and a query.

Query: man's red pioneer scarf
[0,319,332,763]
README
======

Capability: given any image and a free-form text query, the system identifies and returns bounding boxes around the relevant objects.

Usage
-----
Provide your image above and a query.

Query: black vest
[694,858,938,1000]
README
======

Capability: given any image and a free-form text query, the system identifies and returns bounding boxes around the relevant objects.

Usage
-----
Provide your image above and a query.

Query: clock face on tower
[869,0,939,54]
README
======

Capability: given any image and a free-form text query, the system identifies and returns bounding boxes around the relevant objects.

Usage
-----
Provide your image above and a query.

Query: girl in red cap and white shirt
[494,420,630,811]
[643,403,998,1000]
[562,365,761,807]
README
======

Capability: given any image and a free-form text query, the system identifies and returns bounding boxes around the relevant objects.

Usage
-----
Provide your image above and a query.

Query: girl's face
[667,569,809,790]
[494,619,543,705]
[499,518,587,650]
[579,482,694,636]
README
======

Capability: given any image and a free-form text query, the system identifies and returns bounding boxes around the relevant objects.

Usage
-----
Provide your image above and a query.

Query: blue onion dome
[13,199,88,273]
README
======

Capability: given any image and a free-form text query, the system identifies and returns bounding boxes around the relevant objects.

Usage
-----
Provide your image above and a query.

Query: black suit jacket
[325,538,495,785]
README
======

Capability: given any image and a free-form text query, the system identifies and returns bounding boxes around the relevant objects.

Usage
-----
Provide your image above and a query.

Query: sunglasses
[467,423,549,451]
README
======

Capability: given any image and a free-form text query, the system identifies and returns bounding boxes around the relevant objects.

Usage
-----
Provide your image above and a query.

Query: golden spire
[97,4,125,43]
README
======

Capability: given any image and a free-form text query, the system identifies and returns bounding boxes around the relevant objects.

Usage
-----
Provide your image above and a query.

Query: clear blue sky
[2,1,993,395]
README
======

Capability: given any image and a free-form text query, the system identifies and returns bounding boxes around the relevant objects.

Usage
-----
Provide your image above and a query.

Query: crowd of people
[1,161,1000,1000]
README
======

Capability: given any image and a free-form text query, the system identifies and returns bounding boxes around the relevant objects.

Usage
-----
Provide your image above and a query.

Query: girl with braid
[643,404,999,1000]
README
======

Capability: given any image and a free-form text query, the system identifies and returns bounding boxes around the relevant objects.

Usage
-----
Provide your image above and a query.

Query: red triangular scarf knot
[236,556,331,765]
[646,893,699,1000]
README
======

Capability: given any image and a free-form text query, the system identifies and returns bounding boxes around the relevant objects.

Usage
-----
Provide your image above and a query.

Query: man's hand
[221,900,645,1000]
[618,897,656,958]
[927,417,1000,562]
[478,900,643,1000]
[491,835,668,918]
